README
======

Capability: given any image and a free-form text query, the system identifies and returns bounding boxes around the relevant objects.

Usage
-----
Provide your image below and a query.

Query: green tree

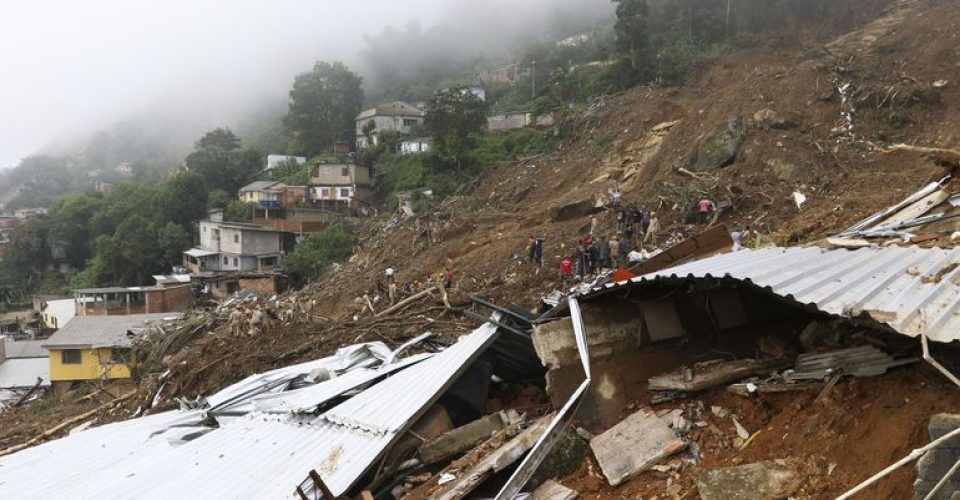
[207,189,231,209]
[185,128,263,193]
[153,171,209,227]
[48,194,102,268]
[0,221,50,288]
[89,182,155,236]
[268,158,310,186]
[285,225,354,283]
[284,61,364,156]
[158,222,193,267]
[424,86,488,163]
[225,200,257,222]
[612,0,651,74]
[95,215,163,285]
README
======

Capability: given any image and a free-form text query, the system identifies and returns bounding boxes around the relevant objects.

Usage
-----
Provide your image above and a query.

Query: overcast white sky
[0,0,609,169]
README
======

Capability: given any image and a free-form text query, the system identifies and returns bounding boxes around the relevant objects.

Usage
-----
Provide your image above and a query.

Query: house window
[233,257,239,266]
[61,349,82,365]
[223,257,228,265]
[339,188,351,198]
[403,118,419,127]
[341,167,349,177]
[234,234,239,243]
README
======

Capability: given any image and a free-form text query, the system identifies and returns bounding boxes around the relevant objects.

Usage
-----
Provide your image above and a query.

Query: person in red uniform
[443,268,454,289]
[559,256,573,289]
[697,198,714,224]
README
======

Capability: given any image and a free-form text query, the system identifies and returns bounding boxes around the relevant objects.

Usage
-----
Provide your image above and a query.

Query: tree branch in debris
[0,390,136,457]
[677,167,717,181]
[375,287,439,317]
[883,144,960,167]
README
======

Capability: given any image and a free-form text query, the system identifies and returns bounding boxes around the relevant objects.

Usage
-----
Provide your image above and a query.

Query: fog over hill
[0,0,612,169]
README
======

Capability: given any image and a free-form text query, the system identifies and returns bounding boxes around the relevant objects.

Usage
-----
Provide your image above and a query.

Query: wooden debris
[375,287,436,317]
[648,358,791,392]
[883,144,960,166]
[0,390,136,458]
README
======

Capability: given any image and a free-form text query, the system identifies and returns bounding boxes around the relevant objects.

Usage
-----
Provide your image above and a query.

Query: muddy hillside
[4,0,960,499]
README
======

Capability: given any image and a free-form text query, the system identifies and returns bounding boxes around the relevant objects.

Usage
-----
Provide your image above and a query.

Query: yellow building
[43,313,180,388]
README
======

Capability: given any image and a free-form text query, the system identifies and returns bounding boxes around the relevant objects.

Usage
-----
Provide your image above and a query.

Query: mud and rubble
[5,0,960,498]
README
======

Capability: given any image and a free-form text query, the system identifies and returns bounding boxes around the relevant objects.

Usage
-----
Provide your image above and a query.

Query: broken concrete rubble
[915,414,960,500]
[695,460,801,500]
[590,407,686,486]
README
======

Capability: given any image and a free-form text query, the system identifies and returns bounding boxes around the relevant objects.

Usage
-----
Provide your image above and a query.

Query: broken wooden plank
[883,144,960,166]
[432,415,552,500]
[727,380,823,397]
[648,358,791,392]
[825,237,872,249]
[875,189,950,229]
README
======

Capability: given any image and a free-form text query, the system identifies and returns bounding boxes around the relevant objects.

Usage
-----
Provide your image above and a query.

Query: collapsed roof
[578,245,960,343]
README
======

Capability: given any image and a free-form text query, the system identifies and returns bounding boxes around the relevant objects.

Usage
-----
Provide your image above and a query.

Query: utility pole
[531,60,537,99]
[725,0,732,40]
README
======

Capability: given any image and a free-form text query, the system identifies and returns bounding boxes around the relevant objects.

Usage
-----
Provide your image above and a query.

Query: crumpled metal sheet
[582,246,960,343]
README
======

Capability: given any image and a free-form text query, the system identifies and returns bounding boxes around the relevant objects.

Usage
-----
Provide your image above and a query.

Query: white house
[354,101,425,150]
[399,137,431,155]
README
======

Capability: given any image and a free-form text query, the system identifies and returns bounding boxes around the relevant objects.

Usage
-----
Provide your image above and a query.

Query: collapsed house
[0,312,554,499]
[530,244,960,497]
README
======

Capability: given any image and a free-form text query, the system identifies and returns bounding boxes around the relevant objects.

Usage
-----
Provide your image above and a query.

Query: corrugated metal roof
[0,358,49,388]
[0,319,502,500]
[43,314,182,349]
[239,180,282,192]
[3,339,48,359]
[0,410,206,498]
[582,246,960,343]
[251,353,432,414]
[299,319,501,498]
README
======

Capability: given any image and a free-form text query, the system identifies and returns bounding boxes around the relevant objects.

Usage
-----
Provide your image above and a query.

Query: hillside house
[13,208,47,218]
[206,273,280,300]
[489,63,530,84]
[239,180,285,207]
[252,206,345,236]
[42,313,179,389]
[73,284,193,316]
[183,219,287,274]
[355,101,425,150]
[488,111,532,132]
[265,154,306,170]
[0,339,49,402]
[309,163,372,210]
[399,137,431,155]
[115,162,134,178]
[238,181,307,209]
[33,296,76,330]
